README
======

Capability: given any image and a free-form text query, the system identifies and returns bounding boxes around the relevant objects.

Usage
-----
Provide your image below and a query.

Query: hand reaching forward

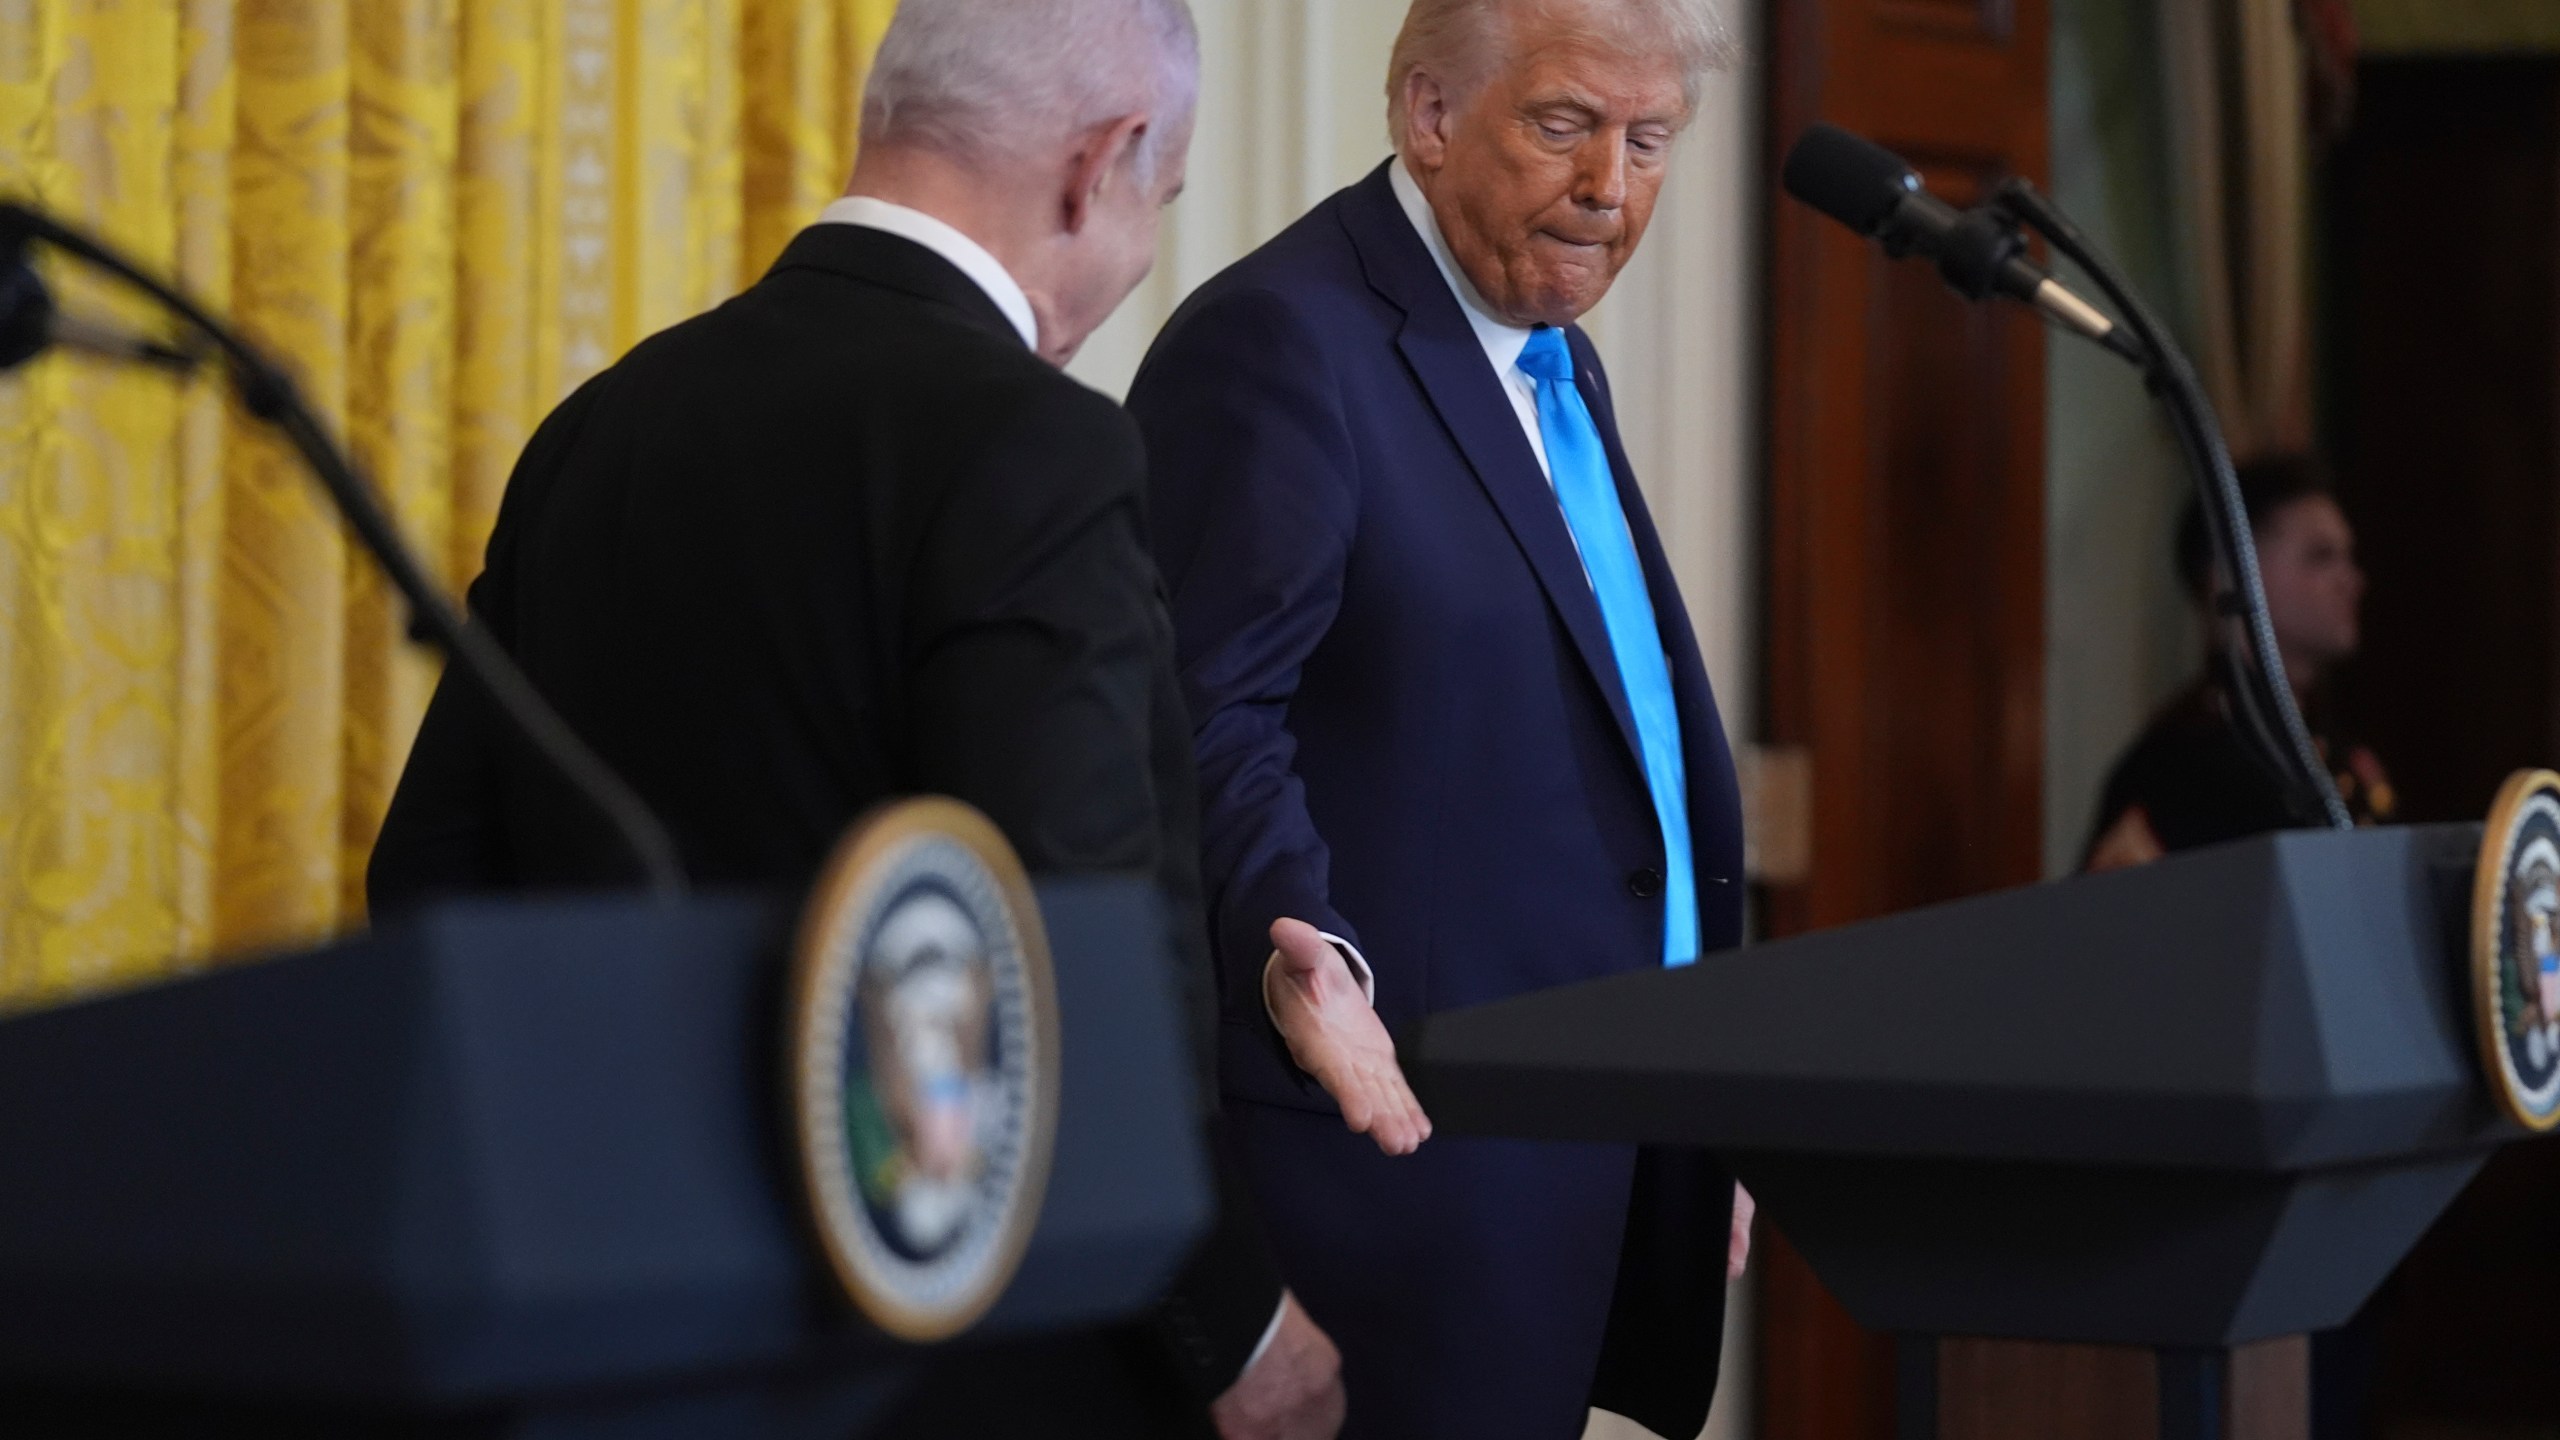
[1265,918,1432,1156]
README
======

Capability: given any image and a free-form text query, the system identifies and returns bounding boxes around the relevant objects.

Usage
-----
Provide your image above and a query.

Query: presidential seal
[789,798,1061,1339]
[2473,769,2560,1132]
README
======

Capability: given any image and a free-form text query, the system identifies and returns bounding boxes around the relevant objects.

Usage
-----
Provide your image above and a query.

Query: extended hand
[1210,1291,1346,1440]
[1266,918,1432,1156]
[1729,1183,1756,1279]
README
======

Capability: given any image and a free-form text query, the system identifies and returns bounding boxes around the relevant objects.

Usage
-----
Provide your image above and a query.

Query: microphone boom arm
[0,200,691,895]
[1988,178,2351,831]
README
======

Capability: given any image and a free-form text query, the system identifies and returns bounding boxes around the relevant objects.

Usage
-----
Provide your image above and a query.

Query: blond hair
[1386,0,1735,151]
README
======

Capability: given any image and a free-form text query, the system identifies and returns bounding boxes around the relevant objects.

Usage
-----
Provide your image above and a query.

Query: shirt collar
[1389,157,1537,380]
[816,195,1040,351]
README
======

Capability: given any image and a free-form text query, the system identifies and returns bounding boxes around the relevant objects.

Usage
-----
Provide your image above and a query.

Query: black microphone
[1,247,200,374]
[1783,123,2143,364]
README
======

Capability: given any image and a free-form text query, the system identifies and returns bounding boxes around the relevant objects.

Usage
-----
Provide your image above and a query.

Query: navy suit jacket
[1129,163,1744,1439]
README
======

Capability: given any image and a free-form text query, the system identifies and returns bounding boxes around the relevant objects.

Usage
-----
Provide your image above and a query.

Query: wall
[2043,0,2200,875]
[1068,2,1766,1435]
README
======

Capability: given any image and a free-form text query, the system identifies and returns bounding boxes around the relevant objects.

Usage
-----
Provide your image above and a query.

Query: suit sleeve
[366,374,608,916]
[904,381,1287,1401]
[1126,288,1366,1028]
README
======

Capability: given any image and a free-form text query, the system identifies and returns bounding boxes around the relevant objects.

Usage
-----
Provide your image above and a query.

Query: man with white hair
[1128,0,1750,1435]
[371,1,1345,1434]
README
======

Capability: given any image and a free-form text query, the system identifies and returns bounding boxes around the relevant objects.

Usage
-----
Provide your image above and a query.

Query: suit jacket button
[1628,868,1664,899]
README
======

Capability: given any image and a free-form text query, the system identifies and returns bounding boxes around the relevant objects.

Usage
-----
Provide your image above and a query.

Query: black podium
[1410,824,2547,1440]
[0,879,1208,1438]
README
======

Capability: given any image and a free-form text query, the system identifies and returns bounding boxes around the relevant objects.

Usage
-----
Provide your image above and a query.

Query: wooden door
[1759,0,2052,1435]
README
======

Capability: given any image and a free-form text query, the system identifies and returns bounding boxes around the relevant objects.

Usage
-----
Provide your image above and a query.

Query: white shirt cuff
[1240,1294,1290,1379]
[1260,931,1376,1029]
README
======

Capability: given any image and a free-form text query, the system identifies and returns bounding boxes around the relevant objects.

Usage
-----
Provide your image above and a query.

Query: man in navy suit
[1127,1,1751,1435]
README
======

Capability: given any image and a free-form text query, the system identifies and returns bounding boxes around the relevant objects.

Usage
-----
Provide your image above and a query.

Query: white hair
[1386,0,1735,150]
[862,0,1199,181]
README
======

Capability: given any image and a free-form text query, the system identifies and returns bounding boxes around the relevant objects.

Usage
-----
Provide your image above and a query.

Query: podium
[0,879,1208,1438]
[1409,825,2550,1440]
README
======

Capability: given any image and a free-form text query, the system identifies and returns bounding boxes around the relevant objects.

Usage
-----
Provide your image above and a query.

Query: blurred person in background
[2085,454,2394,872]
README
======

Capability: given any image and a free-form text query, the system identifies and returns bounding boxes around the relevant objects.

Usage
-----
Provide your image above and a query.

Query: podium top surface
[1411,825,2522,1170]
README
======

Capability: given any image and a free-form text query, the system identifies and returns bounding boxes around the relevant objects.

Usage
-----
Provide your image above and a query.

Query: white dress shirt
[814,195,1040,352]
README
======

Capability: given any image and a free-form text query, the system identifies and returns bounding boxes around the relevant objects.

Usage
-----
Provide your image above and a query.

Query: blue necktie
[1517,327,1697,968]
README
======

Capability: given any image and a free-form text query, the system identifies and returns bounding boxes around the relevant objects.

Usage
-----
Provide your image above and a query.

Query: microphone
[1,249,200,374]
[1782,123,2142,364]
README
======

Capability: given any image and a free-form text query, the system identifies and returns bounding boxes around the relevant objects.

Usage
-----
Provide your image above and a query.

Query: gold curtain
[0,0,897,1009]
[2157,0,2317,460]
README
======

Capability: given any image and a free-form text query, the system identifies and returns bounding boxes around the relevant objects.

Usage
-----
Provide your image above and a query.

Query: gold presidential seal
[789,798,1061,1340]
[2473,769,2560,1132]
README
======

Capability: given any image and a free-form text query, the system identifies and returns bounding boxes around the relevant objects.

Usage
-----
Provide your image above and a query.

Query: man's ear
[1402,70,1452,173]
[1061,113,1151,236]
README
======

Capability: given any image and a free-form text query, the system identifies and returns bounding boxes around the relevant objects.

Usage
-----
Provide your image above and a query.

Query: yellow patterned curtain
[0,0,896,1009]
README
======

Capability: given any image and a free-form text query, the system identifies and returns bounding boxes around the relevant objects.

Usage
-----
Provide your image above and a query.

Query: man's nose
[1576,135,1629,210]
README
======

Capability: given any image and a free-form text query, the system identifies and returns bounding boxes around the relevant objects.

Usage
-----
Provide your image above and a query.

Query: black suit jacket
[369,224,1278,1430]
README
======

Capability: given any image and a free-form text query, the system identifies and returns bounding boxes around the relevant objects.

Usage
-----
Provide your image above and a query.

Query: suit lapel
[1342,165,1644,767]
